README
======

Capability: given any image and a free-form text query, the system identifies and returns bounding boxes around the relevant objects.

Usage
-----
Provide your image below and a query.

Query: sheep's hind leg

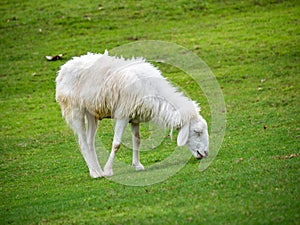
[67,108,104,178]
[85,111,104,178]
[103,119,128,177]
[131,123,144,171]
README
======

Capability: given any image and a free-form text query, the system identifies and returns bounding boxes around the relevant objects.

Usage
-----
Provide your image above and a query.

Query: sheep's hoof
[133,163,145,171]
[89,170,104,178]
[103,170,114,177]
[103,166,114,177]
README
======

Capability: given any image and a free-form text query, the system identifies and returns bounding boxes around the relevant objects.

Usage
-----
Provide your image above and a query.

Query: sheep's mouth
[196,150,208,160]
[196,151,204,160]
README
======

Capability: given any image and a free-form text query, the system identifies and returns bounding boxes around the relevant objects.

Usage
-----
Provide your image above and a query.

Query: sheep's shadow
[97,144,196,186]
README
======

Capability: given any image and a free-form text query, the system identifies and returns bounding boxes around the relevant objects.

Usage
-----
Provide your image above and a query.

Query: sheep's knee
[113,143,121,153]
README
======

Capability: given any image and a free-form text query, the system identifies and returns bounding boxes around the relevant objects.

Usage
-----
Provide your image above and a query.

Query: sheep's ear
[177,123,189,146]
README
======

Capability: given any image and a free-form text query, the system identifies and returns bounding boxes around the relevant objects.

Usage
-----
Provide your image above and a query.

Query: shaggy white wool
[56,51,200,130]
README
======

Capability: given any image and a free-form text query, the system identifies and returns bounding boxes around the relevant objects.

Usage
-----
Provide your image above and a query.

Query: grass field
[1,0,299,224]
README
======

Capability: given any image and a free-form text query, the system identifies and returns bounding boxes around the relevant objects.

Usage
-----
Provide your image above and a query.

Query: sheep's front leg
[132,123,144,171]
[103,119,128,177]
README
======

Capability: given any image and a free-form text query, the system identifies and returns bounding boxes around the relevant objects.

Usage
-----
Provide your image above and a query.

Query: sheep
[55,51,209,178]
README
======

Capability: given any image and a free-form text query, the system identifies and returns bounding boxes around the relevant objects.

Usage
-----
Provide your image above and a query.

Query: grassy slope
[1,0,299,224]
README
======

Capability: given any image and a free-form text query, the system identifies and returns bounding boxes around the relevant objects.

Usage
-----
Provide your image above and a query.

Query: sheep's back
[55,52,198,124]
[55,53,164,118]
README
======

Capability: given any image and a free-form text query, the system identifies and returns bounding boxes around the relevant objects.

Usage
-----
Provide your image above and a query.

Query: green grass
[1,0,299,224]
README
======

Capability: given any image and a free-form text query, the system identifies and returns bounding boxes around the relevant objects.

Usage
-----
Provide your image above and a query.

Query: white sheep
[55,51,209,178]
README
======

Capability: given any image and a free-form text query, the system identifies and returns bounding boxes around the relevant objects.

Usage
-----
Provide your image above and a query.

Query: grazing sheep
[56,51,209,178]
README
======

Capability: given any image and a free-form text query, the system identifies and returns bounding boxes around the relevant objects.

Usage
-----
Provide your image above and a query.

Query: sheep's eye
[194,129,202,136]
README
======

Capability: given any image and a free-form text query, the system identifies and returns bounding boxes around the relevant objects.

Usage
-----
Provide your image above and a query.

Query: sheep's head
[177,116,209,160]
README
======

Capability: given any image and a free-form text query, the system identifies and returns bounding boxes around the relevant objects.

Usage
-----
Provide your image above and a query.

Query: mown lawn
[1,0,299,224]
